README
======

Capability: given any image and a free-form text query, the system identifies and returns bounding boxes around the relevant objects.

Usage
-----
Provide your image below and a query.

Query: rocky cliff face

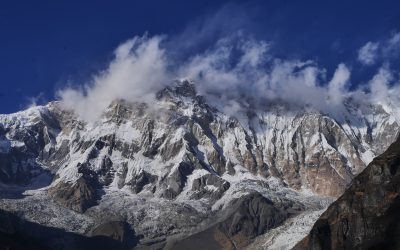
[171,192,294,249]
[0,80,398,248]
[293,132,400,250]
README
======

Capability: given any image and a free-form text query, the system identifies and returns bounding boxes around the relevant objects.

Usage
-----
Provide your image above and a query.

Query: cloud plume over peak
[58,32,400,122]
[58,35,169,121]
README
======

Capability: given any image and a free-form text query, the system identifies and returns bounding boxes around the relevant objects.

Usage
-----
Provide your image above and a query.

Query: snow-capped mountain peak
[0,82,398,248]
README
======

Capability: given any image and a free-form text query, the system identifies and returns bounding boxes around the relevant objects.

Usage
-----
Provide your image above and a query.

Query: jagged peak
[173,79,197,97]
[156,79,197,100]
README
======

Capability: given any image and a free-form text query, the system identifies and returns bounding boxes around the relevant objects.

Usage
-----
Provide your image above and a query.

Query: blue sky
[1,0,400,113]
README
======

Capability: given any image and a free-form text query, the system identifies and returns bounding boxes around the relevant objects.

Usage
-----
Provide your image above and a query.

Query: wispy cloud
[358,32,400,66]
[178,36,352,116]
[26,92,46,109]
[358,42,379,65]
[165,3,256,60]
[57,12,400,122]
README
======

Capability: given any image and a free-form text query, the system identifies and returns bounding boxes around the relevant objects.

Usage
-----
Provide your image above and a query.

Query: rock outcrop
[172,192,299,249]
[293,134,400,250]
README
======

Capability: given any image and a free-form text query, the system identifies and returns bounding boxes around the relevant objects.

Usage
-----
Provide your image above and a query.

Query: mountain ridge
[0,80,398,248]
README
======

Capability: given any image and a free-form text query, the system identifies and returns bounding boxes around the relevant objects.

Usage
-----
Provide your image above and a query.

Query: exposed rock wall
[293,134,400,250]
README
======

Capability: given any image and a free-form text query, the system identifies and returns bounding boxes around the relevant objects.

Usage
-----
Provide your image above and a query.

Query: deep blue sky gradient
[1,0,400,113]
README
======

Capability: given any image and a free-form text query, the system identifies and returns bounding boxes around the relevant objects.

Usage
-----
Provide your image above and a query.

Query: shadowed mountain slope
[293,134,400,250]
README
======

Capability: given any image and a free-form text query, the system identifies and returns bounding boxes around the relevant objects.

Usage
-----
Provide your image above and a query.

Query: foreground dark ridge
[293,134,400,250]
[0,209,140,250]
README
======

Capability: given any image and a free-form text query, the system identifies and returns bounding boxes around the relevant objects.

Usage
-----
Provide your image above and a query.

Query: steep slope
[0,80,398,248]
[293,133,400,250]
[171,192,295,249]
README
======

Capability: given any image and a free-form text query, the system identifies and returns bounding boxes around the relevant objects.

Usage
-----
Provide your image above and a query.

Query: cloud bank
[58,32,400,122]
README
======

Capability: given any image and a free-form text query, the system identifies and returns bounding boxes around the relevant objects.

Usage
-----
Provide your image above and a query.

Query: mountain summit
[0,80,398,249]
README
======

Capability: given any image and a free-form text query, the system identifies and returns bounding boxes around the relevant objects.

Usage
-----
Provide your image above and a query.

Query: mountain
[0,80,398,249]
[293,131,400,250]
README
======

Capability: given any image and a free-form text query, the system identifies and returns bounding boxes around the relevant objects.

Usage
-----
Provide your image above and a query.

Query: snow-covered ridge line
[0,82,398,249]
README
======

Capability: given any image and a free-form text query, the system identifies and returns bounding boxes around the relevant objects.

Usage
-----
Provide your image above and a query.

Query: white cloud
[358,32,400,66]
[327,63,350,105]
[384,32,400,56]
[26,92,46,108]
[368,67,392,104]
[366,67,400,110]
[358,42,379,65]
[57,32,400,122]
[388,32,400,47]
[58,35,170,121]
[179,38,351,115]
[349,66,400,118]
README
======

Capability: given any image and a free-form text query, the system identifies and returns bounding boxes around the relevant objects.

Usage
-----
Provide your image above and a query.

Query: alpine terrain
[294,128,400,250]
[0,80,398,249]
